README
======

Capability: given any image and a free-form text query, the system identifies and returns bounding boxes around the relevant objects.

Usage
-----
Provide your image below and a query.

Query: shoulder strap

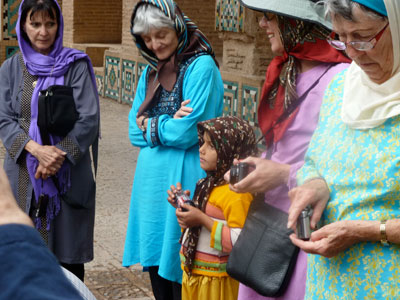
[257,64,334,144]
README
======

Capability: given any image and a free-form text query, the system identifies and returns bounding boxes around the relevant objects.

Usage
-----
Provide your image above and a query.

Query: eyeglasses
[263,12,276,21]
[327,22,389,51]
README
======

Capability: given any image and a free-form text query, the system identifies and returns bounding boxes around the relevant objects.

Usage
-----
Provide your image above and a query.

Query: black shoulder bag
[226,194,299,297]
[227,65,335,296]
[37,85,79,145]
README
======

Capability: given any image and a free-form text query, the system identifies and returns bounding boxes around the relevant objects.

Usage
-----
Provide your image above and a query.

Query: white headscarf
[341,0,400,129]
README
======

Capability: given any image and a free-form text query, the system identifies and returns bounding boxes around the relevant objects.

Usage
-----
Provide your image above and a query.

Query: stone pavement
[0,97,155,299]
[84,97,154,299]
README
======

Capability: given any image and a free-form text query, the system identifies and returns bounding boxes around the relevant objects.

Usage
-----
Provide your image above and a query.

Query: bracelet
[380,220,389,246]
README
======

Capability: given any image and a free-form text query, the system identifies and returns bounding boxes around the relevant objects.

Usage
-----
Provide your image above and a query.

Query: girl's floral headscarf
[258,16,351,147]
[131,0,218,116]
[182,116,258,274]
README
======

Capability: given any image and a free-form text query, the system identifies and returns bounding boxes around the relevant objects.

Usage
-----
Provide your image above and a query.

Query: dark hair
[20,0,60,43]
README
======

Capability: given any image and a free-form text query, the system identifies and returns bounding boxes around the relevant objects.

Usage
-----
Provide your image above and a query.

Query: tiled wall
[215,0,244,32]
[221,73,265,148]
[121,59,135,105]
[102,52,146,104]
[1,0,19,62]
[104,56,120,101]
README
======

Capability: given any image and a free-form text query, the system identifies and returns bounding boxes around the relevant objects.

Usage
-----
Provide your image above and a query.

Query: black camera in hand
[175,190,195,212]
[229,162,251,184]
[296,206,313,240]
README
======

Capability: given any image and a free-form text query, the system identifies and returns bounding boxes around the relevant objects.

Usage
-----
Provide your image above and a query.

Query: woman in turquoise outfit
[122,1,223,299]
[288,0,400,298]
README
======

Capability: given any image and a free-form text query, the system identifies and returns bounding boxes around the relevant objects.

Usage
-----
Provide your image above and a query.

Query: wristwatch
[380,220,389,246]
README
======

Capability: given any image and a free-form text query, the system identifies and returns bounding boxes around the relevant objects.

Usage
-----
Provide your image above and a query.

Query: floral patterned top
[297,70,400,300]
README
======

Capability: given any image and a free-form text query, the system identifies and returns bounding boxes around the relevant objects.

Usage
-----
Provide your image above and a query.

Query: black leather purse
[38,85,78,144]
[226,194,299,297]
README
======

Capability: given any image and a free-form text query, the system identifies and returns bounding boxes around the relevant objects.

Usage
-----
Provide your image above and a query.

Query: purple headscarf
[16,0,99,230]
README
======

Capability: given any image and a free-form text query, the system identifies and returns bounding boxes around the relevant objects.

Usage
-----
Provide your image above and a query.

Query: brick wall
[73,0,122,44]
[176,0,223,60]
[62,1,74,44]
[221,9,273,77]
[122,0,140,55]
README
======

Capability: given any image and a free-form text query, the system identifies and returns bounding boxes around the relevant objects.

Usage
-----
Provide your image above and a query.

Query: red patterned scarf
[258,16,351,147]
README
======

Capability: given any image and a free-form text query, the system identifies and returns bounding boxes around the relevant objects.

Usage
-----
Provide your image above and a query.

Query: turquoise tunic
[123,55,223,283]
[298,70,400,299]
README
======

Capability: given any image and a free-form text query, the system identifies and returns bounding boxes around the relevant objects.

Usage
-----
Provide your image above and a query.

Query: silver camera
[229,162,251,184]
[175,190,195,211]
[296,206,313,240]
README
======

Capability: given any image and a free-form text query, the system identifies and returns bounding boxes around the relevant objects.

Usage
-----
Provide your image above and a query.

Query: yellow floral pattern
[298,70,400,299]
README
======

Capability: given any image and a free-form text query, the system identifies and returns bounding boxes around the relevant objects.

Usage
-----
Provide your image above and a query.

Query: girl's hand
[167,183,191,208]
[176,205,211,229]
[174,100,192,119]
[167,183,181,208]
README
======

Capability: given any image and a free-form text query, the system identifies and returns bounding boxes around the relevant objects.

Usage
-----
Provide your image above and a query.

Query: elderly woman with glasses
[225,0,350,299]
[288,0,400,298]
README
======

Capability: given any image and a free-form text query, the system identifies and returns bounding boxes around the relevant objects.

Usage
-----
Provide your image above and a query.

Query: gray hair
[322,0,386,21]
[132,4,175,35]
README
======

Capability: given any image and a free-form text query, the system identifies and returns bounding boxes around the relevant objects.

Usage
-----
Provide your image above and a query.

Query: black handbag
[226,193,299,297]
[38,85,78,144]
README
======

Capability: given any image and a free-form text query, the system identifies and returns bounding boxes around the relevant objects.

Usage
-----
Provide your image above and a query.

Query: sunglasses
[263,12,276,21]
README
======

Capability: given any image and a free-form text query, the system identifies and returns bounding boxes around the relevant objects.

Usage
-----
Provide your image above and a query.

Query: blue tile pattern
[5,45,19,58]
[3,0,19,40]
[222,80,239,116]
[242,85,265,149]
[137,62,148,81]
[95,74,104,97]
[105,56,120,101]
[216,0,244,32]
[122,59,136,105]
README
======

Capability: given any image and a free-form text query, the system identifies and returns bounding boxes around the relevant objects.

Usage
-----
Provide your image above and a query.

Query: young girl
[168,116,258,300]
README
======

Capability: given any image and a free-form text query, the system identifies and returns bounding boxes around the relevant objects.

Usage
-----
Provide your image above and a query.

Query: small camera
[296,206,313,240]
[175,190,195,212]
[230,162,251,184]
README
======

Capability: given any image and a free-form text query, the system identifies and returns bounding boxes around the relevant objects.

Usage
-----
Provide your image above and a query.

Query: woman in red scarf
[226,1,351,299]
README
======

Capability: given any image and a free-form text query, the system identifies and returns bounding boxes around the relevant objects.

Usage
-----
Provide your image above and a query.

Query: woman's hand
[176,205,214,231]
[288,178,330,230]
[290,220,380,258]
[174,99,192,119]
[25,140,66,171]
[224,157,290,194]
[136,115,148,131]
[34,164,58,180]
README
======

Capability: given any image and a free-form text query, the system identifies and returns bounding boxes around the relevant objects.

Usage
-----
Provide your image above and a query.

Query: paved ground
[84,97,154,299]
[0,97,155,299]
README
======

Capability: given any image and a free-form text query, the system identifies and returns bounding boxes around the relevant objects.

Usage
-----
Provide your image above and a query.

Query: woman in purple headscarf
[0,0,99,281]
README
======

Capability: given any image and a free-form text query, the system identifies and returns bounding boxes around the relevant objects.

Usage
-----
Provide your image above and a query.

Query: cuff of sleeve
[56,136,81,165]
[210,221,223,251]
[147,117,161,148]
[9,132,31,163]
